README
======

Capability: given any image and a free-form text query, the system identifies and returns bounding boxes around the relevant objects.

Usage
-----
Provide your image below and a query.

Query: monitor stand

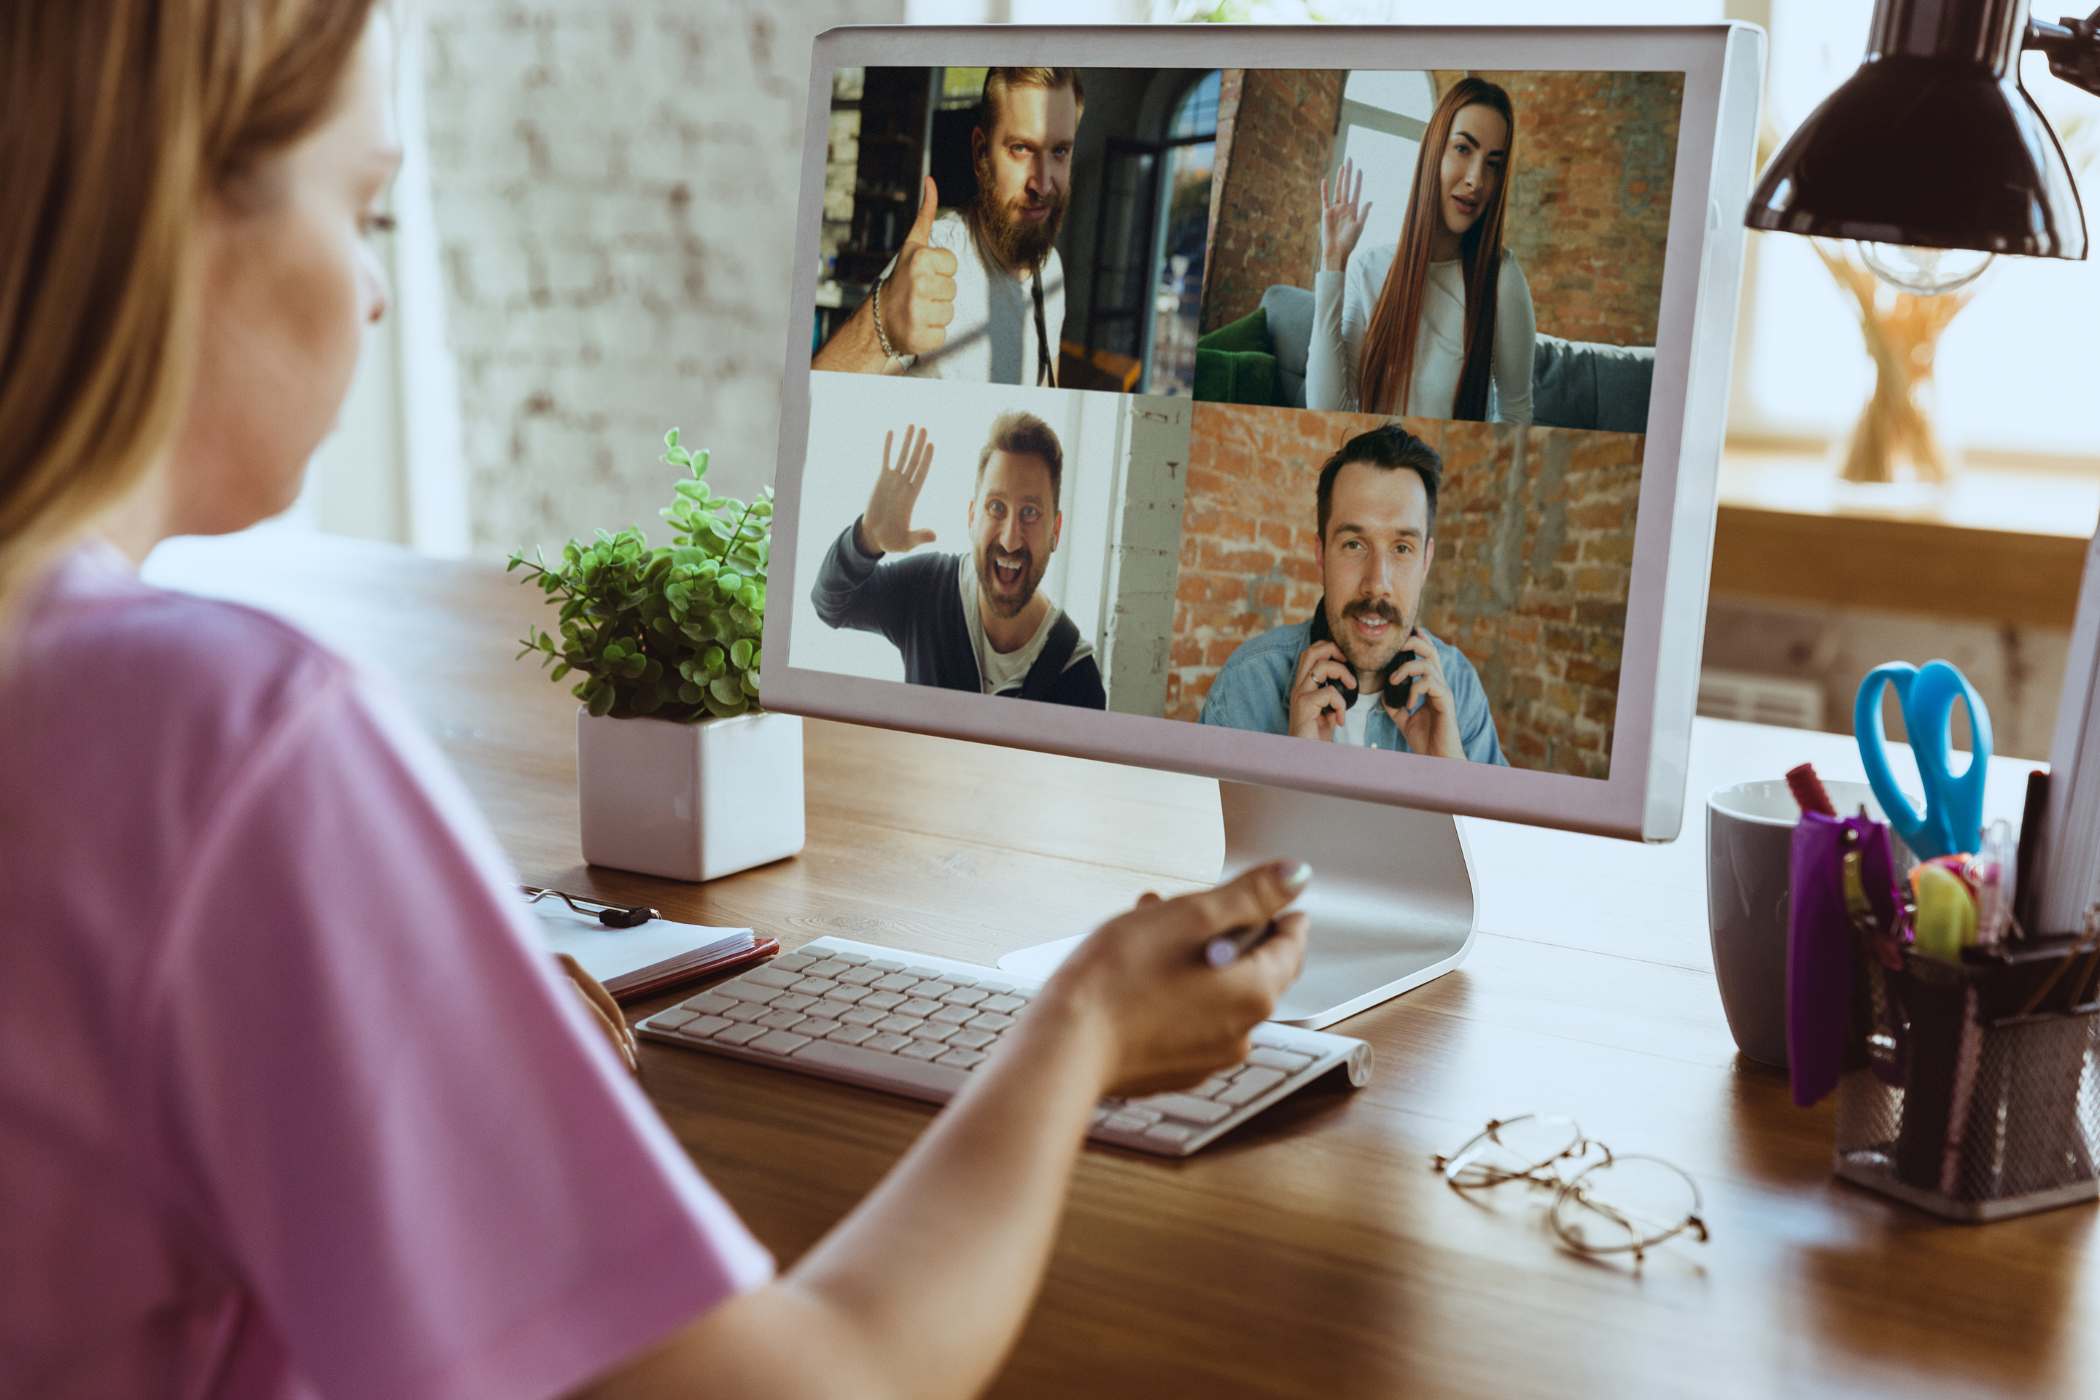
[997,781,1478,1031]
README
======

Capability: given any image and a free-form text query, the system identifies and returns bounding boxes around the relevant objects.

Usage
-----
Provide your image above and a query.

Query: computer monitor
[765,25,1766,1027]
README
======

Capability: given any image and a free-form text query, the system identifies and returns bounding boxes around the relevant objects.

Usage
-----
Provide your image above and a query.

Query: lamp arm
[2028,11,2100,97]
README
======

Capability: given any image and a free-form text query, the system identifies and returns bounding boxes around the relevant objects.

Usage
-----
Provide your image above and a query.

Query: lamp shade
[1745,0,2086,260]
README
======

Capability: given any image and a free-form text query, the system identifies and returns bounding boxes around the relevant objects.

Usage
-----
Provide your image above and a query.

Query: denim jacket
[1198,619,1509,765]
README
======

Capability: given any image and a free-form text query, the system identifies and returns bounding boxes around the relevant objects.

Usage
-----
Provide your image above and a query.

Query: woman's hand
[1320,158,1373,274]
[556,953,639,1075]
[1036,861,1311,1099]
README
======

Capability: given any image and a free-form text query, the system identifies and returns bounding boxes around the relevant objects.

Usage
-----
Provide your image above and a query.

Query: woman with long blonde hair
[1306,76,1536,423]
[0,5,1308,1397]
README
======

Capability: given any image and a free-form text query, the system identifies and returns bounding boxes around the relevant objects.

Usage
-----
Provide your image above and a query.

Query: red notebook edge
[604,932,779,1004]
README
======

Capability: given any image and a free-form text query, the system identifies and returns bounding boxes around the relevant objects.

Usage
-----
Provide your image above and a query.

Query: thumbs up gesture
[881,177,958,357]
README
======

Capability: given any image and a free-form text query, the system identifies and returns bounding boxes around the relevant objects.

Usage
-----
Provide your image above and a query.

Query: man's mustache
[1341,599,1403,626]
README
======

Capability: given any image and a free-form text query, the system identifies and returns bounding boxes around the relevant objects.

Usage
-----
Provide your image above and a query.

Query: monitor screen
[770,27,1764,844]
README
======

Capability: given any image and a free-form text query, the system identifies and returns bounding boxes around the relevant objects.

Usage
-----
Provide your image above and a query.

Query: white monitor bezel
[763,23,1766,843]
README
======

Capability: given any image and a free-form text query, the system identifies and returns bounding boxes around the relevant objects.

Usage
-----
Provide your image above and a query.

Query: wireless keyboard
[636,936,1374,1157]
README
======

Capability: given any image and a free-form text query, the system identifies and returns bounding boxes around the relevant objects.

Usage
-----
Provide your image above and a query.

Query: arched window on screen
[1330,70,1439,258]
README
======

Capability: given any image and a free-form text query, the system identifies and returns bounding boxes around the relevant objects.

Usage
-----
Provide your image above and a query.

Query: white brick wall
[423,0,903,560]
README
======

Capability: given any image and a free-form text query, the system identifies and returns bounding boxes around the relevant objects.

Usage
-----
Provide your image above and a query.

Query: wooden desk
[145,528,2095,1400]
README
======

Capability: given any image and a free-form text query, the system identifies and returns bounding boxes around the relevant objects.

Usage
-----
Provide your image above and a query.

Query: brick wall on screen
[1168,403,1642,778]
[422,0,901,560]
[1438,69,1683,349]
[1198,69,1342,335]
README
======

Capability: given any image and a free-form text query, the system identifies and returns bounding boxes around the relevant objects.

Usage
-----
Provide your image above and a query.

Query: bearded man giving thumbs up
[814,68,1082,387]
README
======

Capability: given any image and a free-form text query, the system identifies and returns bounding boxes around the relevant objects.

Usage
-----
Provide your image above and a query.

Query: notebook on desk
[530,903,777,1002]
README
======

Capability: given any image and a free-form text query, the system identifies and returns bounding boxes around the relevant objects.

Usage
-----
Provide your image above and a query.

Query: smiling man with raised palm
[811,413,1106,708]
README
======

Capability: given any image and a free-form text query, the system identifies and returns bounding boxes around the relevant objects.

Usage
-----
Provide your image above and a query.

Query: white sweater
[1307,243,1535,423]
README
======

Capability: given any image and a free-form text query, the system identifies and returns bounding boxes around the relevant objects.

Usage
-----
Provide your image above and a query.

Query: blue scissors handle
[1853,661,1991,860]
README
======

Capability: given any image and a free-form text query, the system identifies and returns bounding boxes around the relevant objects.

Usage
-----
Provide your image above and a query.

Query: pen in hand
[1202,919,1282,969]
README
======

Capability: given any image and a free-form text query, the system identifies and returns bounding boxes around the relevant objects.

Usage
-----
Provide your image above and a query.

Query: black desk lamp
[1746,0,2100,293]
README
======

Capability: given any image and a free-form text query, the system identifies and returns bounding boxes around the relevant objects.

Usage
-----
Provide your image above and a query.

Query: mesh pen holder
[1835,935,2100,1221]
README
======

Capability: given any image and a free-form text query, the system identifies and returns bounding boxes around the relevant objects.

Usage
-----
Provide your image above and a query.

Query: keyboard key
[840,1005,888,1027]
[896,997,945,1019]
[910,1023,958,1044]
[947,1029,998,1051]
[940,987,989,1008]
[752,1030,813,1055]
[759,1009,808,1032]
[874,1014,925,1035]
[808,960,853,979]
[721,1001,767,1023]
[773,952,819,972]
[769,992,816,1013]
[910,980,957,998]
[745,967,803,990]
[652,1008,697,1030]
[937,1047,986,1069]
[797,1018,842,1040]
[1104,1111,1158,1133]
[716,1022,769,1045]
[815,997,864,1021]
[789,1037,972,1097]
[930,1004,977,1026]
[1134,1094,1232,1125]
[830,951,870,965]
[836,966,884,986]
[979,981,1015,995]
[1144,1123,1196,1147]
[870,960,907,972]
[1246,1047,1315,1074]
[966,1011,1015,1034]
[873,972,920,992]
[864,1032,914,1054]
[790,977,839,997]
[980,994,1027,1015]
[861,991,906,1012]
[681,992,739,1016]
[1218,1067,1288,1106]
[682,1014,733,1038]
[821,985,872,1005]
[827,1023,878,1045]
[898,1039,946,1061]
[1194,1075,1234,1099]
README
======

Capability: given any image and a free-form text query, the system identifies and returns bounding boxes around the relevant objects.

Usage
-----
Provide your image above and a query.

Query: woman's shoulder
[1348,241,1400,280]
[9,544,354,803]
[1497,245,1531,284]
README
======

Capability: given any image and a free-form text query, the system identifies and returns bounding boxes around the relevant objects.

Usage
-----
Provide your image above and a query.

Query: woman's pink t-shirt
[0,546,773,1400]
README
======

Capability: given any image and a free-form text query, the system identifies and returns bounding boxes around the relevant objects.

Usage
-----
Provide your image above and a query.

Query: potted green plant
[508,429,803,881]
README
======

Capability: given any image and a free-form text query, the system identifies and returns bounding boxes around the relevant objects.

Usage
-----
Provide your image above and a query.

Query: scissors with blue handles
[1853,660,1991,861]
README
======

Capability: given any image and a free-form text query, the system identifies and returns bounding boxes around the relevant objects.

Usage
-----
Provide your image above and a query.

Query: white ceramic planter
[577,708,805,882]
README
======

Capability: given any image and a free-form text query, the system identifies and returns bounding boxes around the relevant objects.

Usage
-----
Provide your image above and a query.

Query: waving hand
[1320,157,1373,274]
[856,425,938,556]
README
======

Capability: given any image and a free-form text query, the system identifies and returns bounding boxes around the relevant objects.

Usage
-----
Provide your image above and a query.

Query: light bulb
[1858,242,1994,296]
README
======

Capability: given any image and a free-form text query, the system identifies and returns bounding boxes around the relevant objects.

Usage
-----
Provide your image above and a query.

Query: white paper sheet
[530,903,753,983]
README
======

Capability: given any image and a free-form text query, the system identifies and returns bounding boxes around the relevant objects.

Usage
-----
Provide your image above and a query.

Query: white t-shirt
[892,210,1065,386]
[1307,243,1535,423]
[1336,687,1383,746]
[958,556,1093,695]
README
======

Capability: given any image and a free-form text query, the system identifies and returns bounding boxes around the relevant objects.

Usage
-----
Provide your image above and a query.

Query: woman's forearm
[586,999,1111,1400]
[1306,269,1356,412]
